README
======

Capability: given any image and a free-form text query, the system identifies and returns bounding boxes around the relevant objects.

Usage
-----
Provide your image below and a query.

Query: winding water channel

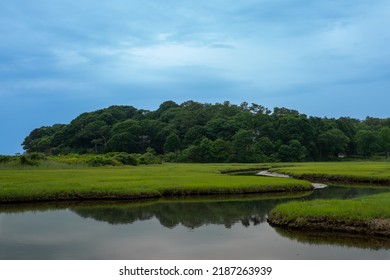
[1,185,389,259]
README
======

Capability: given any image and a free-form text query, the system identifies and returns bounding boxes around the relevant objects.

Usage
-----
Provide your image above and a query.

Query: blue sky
[1,0,390,154]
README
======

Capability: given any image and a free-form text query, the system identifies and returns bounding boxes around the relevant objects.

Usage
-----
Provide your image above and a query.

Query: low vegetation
[0,163,312,203]
[268,192,390,237]
[0,150,161,169]
[2,158,389,238]
[270,162,390,185]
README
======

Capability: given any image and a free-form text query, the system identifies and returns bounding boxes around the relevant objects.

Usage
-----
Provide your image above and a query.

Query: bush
[29,152,47,161]
[112,152,139,166]
[87,155,114,167]
[138,148,162,165]
[0,155,11,164]
[163,152,179,162]
[19,155,39,166]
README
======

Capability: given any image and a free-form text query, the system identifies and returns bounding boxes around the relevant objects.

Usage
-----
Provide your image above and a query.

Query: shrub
[138,148,162,165]
[0,155,11,164]
[163,152,179,162]
[87,155,114,167]
[112,152,139,166]
[29,152,47,161]
[19,155,39,166]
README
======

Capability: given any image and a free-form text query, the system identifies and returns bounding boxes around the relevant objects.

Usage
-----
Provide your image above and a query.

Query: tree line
[22,100,390,162]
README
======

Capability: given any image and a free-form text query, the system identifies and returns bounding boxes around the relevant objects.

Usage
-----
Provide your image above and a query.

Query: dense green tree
[318,128,350,158]
[164,133,181,153]
[211,139,234,162]
[379,127,390,158]
[108,120,141,153]
[205,117,239,140]
[22,125,65,153]
[21,100,390,162]
[183,125,207,145]
[138,119,166,153]
[336,117,359,152]
[154,101,179,118]
[232,129,257,162]
[355,130,380,157]
[277,140,307,162]
[274,114,312,144]
[255,136,275,157]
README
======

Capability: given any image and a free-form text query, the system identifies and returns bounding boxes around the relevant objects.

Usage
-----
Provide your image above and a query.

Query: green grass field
[2,160,390,236]
[270,162,390,184]
[268,192,390,236]
[0,163,312,203]
[263,162,390,236]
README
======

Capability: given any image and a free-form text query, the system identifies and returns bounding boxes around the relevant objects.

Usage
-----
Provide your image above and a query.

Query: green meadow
[265,162,390,235]
[2,160,390,236]
[270,161,390,184]
[268,192,390,236]
[0,163,311,203]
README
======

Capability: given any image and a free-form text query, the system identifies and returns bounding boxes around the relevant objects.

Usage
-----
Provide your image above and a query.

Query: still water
[1,186,389,259]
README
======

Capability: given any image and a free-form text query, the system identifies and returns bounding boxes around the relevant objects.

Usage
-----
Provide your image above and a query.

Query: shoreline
[0,184,312,204]
[285,173,390,186]
[268,162,390,186]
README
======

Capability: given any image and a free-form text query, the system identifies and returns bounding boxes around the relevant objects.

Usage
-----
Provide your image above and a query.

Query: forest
[21,100,390,163]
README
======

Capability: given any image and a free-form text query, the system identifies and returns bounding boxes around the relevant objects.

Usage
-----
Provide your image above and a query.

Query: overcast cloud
[1,0,389,154]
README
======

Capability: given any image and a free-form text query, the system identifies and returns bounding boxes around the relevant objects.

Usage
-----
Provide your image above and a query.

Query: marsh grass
[268,192,390,237]
[270,162,390,184]
[0,163,312,203]
[269,192,390,222]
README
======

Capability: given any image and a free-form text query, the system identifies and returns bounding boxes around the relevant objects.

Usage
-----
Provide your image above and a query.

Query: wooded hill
[22,100,390,162]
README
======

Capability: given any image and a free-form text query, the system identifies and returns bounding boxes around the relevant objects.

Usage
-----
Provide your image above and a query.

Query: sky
[1,0,390,155]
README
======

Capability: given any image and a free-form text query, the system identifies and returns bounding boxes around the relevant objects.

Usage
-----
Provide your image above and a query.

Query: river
[0,186,389,259]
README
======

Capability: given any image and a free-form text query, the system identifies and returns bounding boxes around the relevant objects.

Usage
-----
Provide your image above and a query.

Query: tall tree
[379,127,390,158]
[318,128,350,158]
[164,133,181,153]
[355,130,380,157]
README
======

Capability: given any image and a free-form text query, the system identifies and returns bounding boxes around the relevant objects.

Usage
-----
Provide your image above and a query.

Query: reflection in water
[274,227,390,250]
[72,198,275,229]
[0,186,389,259]
[71,186,390,228]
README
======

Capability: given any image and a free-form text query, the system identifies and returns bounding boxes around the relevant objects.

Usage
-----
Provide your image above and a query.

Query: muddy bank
[268,216,390,237]
[257,170,290,178]
[274,227,390,250]
[257,170,327,189]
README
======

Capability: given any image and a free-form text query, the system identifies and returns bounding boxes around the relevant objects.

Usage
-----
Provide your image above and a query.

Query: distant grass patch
[268,192,390,236]
[270,162,390,185]
[0,163,311,203]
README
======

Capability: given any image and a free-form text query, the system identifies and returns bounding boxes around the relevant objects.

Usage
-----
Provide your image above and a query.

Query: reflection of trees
[71,186,390,229]
[154,201,274,229]
[71,198,282,229]
[240,215,265,227]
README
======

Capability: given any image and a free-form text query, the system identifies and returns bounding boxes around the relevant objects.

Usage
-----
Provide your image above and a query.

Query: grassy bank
[0,163,312,203]
[268,192,390,237]
[270,162,390,185]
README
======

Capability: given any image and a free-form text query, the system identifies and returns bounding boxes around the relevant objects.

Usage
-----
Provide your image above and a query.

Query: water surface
[1,186,389,259]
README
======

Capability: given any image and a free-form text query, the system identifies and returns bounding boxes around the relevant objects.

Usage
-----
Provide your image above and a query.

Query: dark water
[1,186,389,260]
